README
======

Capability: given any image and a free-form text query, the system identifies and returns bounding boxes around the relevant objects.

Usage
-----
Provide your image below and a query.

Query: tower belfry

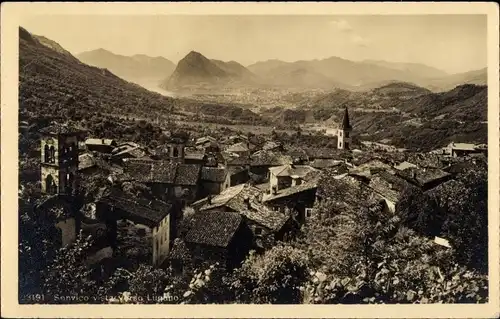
[337,107,352,150]
[40,124,84,195]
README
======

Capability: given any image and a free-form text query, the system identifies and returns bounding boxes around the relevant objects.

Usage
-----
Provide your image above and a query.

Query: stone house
[200,166,230,197]
[169,211,253,271]
[96,189,173,267]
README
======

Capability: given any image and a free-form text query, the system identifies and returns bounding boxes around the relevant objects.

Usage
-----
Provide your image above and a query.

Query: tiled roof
[262,181,318,202]
[201,167,228,183]
[269,164,317,178]
[285,148,310,162]
[98,188,171,227]
[111,144,147,158]
[368,171,414,203]
[175,164,202,186]
[185,152,206,161]
[194,184,261,212]
[240,203,289,231]
[224,153,249,166]
[169,239,192,261]
[226,142,249,153]
[394,161,418,171]
[262,141,282,151]
[396,167,451,188]
[250,150,292,167]
[78,153,96,171]
[310,159,343,169]
[305,147,350,160]
[39,124,86,136]
[195,136,217,145]
[449,143,476,151]
[85,138,116,146]
[317,173,374,211]
[184,211,242,247]
[123,160,200,185]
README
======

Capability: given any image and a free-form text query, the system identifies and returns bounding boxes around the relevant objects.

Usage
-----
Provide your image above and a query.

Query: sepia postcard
[1,2,499,318]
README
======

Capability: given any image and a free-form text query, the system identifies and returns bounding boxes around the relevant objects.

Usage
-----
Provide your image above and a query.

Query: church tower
[40,124,83,195]
[166,132,188,164]
[337,107,352,150]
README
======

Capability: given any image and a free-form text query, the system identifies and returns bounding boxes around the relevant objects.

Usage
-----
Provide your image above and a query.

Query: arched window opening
[46,174,56,194]
[49,146,56,163]
[67,173,74,194]
[44,144,50,163]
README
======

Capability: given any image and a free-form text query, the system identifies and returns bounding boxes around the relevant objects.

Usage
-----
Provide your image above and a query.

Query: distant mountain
[423,68,487,92]
[19,28,267,130]
[361,60,449,79]
[19,27,179,123]
[77,49,176,82]
[248,57,486,92]
[247,57,440,90]
[287,82,487,151]
[162,51,258,90]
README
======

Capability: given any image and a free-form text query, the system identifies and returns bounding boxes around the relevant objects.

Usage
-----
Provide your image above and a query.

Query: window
[305,208,313,218]
[339,131,342,137]
[49,146,56,163]
[44,145,50,163]
[255,227,263,236]
[339,142,342,148]
[345,142,349,149]
[345,131,350,138]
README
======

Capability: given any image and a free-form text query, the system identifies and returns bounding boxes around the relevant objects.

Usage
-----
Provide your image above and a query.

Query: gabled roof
[169,239,192,261]
[262,141,282,151]
[98,188,171,227]
[123,159,201,185]
[184,211,242,247]
[85,138,116,146]
[250,150,292,167]
[262,180,318,202]
[304,147,347,160]
[39,124,86,136]
[394,161,418,171]
[449,142,476,151]
[201,167,228,183]
[269,164,317,178]
[193,184,261,212]
[185,152,206,161]
[310,159,343,169]
[78,153,96,171]
[368,171,414,203]
[396,167,452,188]
[226,142,249,153]
[175,164,202,185]
[240,203,289,231]
[195,136,217,145]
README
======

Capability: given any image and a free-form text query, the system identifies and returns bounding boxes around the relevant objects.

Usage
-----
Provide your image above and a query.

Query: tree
[229,244,309,304]
[40,232,100,304]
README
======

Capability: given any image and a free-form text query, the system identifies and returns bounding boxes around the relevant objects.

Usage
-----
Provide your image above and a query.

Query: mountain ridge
[77,48,176,82]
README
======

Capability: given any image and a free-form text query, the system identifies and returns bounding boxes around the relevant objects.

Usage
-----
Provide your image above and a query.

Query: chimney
[272,185,278,195]
[243,195,251,209]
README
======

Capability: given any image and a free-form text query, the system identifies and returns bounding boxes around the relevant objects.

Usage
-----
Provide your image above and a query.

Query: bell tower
[166,132,189,164]
[337,107,352,150]
[40,124,83,195]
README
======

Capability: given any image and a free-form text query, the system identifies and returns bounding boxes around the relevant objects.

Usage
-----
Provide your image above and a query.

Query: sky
[21,15,487,74]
